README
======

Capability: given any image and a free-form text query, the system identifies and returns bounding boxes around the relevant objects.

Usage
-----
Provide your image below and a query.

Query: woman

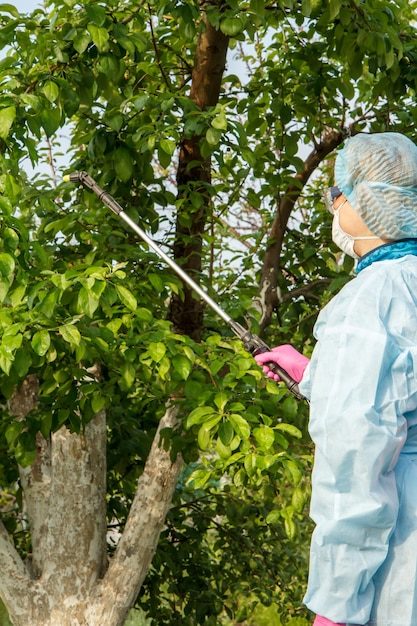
[255,132,417,626]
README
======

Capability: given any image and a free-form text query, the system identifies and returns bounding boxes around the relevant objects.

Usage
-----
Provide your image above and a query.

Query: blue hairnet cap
[334,132,417,239]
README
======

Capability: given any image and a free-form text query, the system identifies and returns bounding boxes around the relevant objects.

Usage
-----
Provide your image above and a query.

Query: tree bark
[168,9,229,340]
[258,128,346,333]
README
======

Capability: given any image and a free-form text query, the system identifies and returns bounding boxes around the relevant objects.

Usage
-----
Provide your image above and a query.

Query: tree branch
[147,3,172,89]
[258,125,354,333]
[278,278,332,303]
[87,403,182,626]
[0,519,33,624]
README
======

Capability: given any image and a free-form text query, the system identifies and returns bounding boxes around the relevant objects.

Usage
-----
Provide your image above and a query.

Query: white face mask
[332,200,379,259]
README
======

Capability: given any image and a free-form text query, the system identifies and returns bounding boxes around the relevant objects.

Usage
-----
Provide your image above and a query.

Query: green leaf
[282,506,296,539]
[0,280,10,304]
[198,423,211,450]
[275,423,302,438]
[220,16,245,36]
[212,112,227,130]
[301,0,311,16]
[121,362,135,388]
[38,290,59,319]
[186,406,217,428]
[186,468,212,489]
[265,379,281,396]
[106,112,123,132]
[0,252,15,281]
[40,106,61,137]
[160,139,176,155]
[87,23,109,52]
[216,437,231,459]
[229,414,250,439]
[91,393,106,413]
[73,31,91,53]
[3,333,22,352]
[85,4,106,25]
[136,307,153,322]
[0,347,12,374]
[253,425,275,450]
[78,286,100,317]
[283,459,302,485]
[0,106,16,140]
[114,146,133,182]
[172,355,192,380]
[59,324,81,346]
[244,452,257,476]
[116,285,137,311]
[266,509,281,525]
[329,0,341,19]
[43,81,59,103]
[158,355,170,380]
[5,421,24,446]
[206,127,221,146]
[13,348,32,377]
[148,273,163,292]
[214,391,229,412]
[40,412,52,439]
[218,421,234,446]
[31,330,51,356]
[292,486,306,512]
[148,342,166,363]
[0,4,20,17]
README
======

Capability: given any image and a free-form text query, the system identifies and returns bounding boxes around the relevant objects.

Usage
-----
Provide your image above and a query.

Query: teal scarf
[356,239,417,273]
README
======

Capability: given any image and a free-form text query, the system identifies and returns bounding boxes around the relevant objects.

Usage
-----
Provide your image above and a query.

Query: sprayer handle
[264,362,305,401]
[242,334,306,402]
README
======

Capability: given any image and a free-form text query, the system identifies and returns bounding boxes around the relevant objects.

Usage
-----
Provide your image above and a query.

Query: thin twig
[46,137,58,187]
[147,3,172,90]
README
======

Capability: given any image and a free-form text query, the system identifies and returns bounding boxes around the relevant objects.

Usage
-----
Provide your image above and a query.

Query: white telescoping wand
[63,171,305,401]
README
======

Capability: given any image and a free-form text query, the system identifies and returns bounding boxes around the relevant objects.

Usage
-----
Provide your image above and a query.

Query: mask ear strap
[353,235,380,240]
[333,198,348,212]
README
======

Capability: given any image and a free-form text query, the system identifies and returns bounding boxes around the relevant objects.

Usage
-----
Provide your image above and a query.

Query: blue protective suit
[299,250,417,626]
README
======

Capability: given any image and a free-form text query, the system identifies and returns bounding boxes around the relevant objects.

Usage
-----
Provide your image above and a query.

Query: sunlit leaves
[172,354,192,379]
[0,253,15,282]
[78,286,100,317]
[114,146,133,182]
[59,324,81,347]
[31,330,51,356]
[0,106,15,140]
[42,81,59,103]
[220,16,245,36]
[87,23,109,52]
[229,413,250,439]
[116,285,137,311]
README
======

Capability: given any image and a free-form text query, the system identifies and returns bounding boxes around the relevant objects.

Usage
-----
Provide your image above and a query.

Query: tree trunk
[168,9,229,340]
[1,382,182,626]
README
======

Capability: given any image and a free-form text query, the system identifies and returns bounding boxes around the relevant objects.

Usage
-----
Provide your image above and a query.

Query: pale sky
[14,0,41,11]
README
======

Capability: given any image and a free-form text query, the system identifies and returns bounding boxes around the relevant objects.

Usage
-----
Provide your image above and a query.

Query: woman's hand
[313,615,346,626]
[254,344,309,383]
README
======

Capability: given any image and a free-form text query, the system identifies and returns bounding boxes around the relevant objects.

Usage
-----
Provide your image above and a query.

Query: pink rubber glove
[254,344,309,383]
[313,615,346,626]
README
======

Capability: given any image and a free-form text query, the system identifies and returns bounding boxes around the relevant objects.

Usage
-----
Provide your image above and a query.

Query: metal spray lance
[63,171,306,401]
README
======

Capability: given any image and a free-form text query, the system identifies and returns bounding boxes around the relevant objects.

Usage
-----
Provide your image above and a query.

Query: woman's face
[332,193,387,257]
[333,194,376,239]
